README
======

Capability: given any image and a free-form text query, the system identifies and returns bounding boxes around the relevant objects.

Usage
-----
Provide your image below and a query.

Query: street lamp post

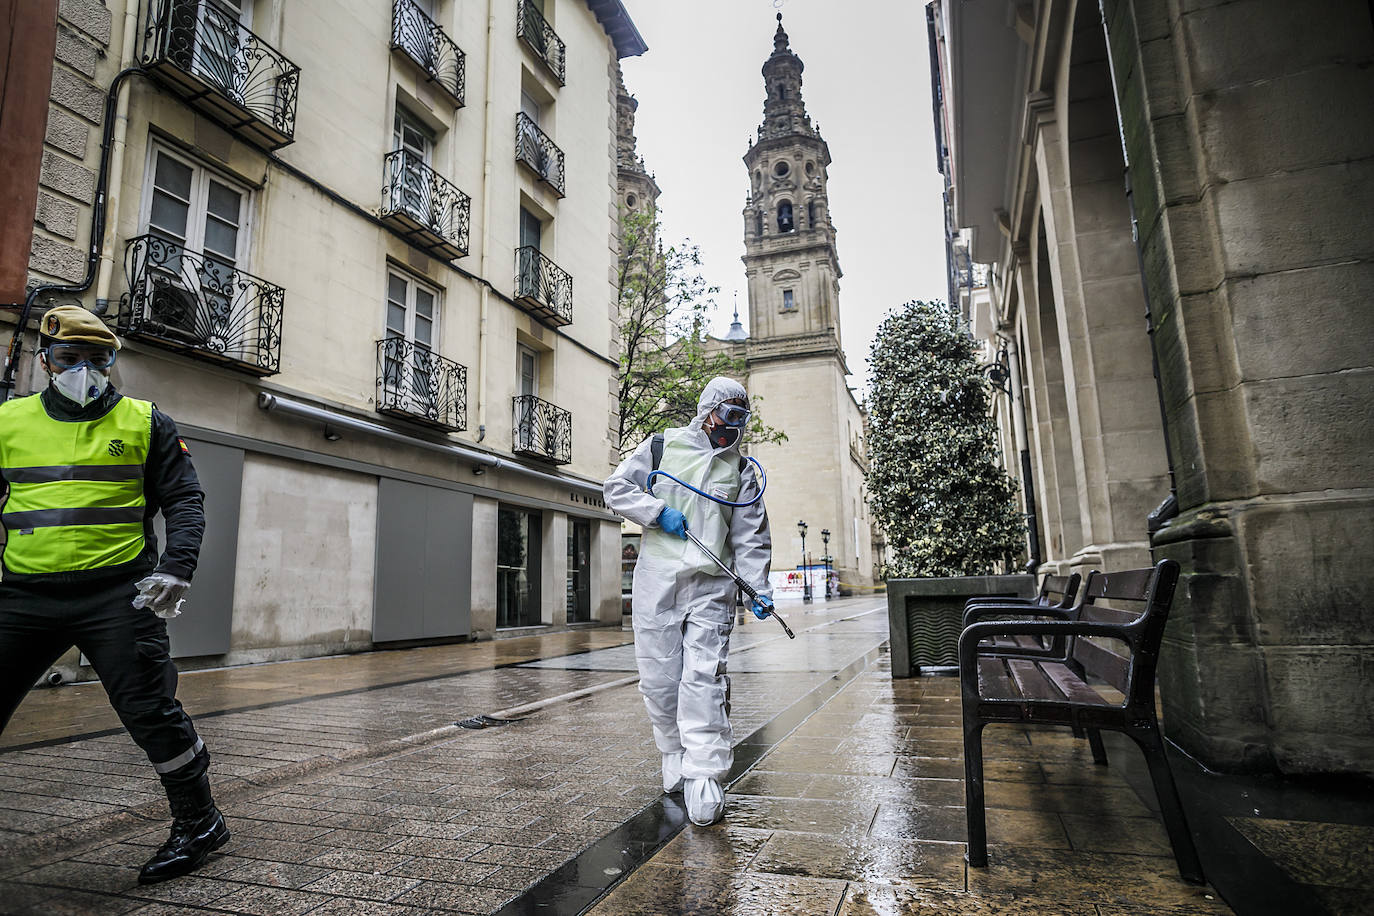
[797,520,811,603]
[820,529,831,599]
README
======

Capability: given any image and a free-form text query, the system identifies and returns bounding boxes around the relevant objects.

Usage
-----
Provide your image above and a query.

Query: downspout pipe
[257,392,605,497]
[2,67,144,401]
[998,333,1042,572]
[1098,0,1178,533]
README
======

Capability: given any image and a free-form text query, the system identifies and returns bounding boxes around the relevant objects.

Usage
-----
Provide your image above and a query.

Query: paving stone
[194,882,331,915]
[749,829,967,889]
[384,835,490,859]
[220,858,335,889]
[306,848,413,874]
[838,883,1099,914]
[722,795,878,836]
[591,863,848,915]
[390,880,518,913]
[300,870,422,901]
[966,847,1231,911]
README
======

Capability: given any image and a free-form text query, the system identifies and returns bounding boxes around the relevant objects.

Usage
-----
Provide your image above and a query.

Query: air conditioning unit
[147,283,204,346]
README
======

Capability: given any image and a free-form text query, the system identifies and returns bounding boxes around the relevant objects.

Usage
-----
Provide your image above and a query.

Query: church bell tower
[738,15,874,592]
[741,13,842,355]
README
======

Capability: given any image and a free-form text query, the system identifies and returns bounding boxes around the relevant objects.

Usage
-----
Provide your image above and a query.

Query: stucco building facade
[929,0,1373,776]
[7,0,647,675]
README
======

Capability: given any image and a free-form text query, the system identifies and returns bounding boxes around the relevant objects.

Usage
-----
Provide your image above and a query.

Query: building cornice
[745,330,851,374]
[585,0,647,58]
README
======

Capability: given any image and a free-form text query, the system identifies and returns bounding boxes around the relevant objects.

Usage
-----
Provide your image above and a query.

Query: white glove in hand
[133,574,190,619]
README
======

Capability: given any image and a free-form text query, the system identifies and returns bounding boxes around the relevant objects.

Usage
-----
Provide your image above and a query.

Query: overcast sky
[618,0,950,391]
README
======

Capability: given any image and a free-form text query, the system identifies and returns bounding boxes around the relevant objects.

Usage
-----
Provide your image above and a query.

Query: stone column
[1107,0,1374,774]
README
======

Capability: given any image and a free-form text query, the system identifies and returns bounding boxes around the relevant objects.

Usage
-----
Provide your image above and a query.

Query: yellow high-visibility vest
[0,393,153,575]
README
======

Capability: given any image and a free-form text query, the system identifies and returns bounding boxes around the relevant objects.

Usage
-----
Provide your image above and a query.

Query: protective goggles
[44,344,117,371]
[716,403,751,428]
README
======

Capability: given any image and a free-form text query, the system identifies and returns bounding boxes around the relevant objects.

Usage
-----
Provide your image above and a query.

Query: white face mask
[51,365,109,407]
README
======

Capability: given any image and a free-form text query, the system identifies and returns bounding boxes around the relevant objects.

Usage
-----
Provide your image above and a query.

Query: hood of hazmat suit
[601,377,772,795]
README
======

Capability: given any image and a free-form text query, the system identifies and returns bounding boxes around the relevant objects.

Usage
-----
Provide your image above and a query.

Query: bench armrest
[964,596,1041,610]
[963,604,1077,626]
[958,618,1142,680]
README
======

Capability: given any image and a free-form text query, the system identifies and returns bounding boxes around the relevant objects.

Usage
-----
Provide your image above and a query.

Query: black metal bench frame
[958,559,1204,884]
[964,572,1081,620]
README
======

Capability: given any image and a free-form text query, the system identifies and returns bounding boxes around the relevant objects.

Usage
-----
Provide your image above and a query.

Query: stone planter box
[886,575,1035,677]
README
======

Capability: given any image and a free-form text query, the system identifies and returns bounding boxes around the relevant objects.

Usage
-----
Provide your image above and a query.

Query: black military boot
[138,773,230,884]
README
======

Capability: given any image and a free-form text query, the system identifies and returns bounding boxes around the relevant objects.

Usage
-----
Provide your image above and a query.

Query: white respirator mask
[51,365,109,407]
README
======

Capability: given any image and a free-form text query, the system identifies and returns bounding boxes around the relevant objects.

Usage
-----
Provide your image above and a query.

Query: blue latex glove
[657,506,688,540]
[750,594,774,620]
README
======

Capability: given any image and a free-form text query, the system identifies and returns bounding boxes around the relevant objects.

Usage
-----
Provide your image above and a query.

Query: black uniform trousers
[0,575,205,785]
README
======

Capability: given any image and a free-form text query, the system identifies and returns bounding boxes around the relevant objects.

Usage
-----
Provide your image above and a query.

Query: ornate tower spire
[759,13,812,141]
[741,14,841,349]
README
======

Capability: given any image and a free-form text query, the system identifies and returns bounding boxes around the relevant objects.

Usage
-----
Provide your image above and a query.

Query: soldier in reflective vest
[0,305,228,883]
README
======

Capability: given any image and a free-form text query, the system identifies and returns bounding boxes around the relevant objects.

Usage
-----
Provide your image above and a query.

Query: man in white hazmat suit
[603,377,773,826]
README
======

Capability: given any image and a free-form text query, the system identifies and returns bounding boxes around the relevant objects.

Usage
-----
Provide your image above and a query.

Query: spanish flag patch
[178,438,190,455]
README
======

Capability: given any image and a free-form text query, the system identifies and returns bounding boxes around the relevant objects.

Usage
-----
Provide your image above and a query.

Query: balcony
[390,0,465,108]
[139,0,301,150]
[516,0,565,85]
[380,150,472,260]
[376,337,467,431]
[512,394,571,465]
[120,234,283,376]
[515,113,565,197]
[514,246,572,326]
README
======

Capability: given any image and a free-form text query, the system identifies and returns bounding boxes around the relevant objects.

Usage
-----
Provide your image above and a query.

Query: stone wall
[1104,0,1374,775]
[27,0,110,288]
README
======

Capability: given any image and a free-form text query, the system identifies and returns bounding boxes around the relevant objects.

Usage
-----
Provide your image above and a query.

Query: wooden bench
[957,559,1204,884]
[967,568,1082,692]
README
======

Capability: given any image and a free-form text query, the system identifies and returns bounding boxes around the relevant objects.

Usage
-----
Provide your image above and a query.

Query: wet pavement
[1,595,1360,913]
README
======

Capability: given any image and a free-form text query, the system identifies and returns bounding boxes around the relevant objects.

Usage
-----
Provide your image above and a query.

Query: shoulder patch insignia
[178,438,190,455]
[107,439,125,457]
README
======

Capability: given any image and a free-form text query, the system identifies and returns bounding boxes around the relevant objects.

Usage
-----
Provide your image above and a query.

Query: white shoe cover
[685,777,724,826]
[662,752,684,794]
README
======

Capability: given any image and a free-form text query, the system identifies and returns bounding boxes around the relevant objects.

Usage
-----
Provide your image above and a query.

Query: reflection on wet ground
[4,593,1365,914]
[586,647,1234,916]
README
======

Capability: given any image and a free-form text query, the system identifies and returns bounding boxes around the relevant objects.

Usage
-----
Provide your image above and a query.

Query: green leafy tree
[614,206,784,455]
[865,300,1023,577]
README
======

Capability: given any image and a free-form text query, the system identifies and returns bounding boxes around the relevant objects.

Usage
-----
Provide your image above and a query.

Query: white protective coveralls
[603,378,772,822]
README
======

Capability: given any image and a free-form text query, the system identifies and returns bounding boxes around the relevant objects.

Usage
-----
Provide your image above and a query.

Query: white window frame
[385,269,441,351]
[781,288,795,312]
[383,269,443,411]
[139,141,254,266]
[517,344,540,397]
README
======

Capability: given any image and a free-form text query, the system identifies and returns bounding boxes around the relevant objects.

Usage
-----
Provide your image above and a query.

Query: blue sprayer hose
[646,457,767,507]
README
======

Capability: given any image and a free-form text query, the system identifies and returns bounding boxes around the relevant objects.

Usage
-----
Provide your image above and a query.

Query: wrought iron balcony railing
[390,0,465,107]
[514,246,573,326]
[380,150,472,260]
[512,394,571,465]
[140,0,301,149]
[120,234,284,376]
[515,112,566,197]
[376,337,467,431]
[516,0,565,85]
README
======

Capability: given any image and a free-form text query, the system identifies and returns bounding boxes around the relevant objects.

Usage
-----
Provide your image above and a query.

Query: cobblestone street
[0,597,1272,914]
